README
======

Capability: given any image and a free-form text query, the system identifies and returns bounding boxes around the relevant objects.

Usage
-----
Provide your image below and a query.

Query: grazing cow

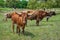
[26,10,48,26]
[7,12,28,35]
[46,11,56,21]
[33,10,48,26]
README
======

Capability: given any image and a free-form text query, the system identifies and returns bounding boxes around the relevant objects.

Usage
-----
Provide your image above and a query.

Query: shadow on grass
[24,31,35,38]
[28,23,54,27]
[29,25,40,27]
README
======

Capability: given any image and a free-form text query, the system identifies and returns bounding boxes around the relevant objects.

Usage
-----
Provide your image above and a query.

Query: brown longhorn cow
[7,12,28,35]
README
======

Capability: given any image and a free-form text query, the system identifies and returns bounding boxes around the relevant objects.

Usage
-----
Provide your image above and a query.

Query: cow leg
[25,20,27,26]
[12,22,14,33]
[36,17,40,26]
[46,16,50,22]
[46,18,49,22]
[36,20,39,26]
[17,25,20,35]
[16,26,18,33]
[18,27,20,35]
[22,25,25,34]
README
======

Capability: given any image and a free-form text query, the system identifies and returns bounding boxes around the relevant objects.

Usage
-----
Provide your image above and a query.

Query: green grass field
[0,8,60,40]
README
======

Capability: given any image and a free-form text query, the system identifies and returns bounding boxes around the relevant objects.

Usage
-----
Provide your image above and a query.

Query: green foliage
[0,0,60,9]
[0,0,28,8]
[27,0,37,9]
[0,0,5,7]
[27,0,60,9]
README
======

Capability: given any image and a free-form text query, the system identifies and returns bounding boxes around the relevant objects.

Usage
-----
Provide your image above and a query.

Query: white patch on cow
[22,11,27,13]
[19,13,22,14]
[17,12,22,15]
[28,13,33,15]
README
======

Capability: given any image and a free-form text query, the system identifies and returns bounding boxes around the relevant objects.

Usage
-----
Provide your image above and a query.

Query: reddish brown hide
[9,12,28,35]
[26,10,48,26]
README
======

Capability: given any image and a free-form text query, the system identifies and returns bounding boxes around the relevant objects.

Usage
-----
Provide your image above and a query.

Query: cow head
[47,11,56,17]
[5,13,12,18]
[51,11,56,16]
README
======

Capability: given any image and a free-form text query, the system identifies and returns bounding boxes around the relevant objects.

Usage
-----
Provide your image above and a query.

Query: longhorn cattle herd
[4,9,56,35]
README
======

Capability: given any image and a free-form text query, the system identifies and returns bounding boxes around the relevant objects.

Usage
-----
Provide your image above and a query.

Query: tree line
[0,0,60,9]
